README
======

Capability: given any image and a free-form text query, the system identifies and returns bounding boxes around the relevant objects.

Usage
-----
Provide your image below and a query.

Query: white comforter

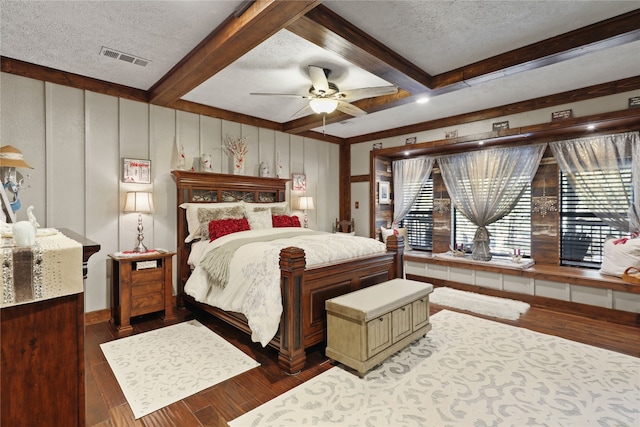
[185,228,387,346]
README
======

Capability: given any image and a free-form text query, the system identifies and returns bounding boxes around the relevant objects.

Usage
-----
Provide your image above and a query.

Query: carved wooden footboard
[171,170,403,374]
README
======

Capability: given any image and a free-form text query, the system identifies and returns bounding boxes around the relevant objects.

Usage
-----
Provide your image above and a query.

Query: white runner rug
[230,310,640,427]
[429,286,530,320]
[101,320,260,419]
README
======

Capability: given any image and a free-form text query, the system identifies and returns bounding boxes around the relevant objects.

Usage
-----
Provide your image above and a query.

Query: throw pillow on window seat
[380,226,411,250]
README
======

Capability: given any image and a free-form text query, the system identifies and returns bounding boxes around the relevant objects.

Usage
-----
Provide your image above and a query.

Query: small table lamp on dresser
[123,191,155,252]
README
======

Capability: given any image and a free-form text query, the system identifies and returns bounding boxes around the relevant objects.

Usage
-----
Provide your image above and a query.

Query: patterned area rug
[101,320,260,419]
[429,287,530,320]
[230,310,639,427]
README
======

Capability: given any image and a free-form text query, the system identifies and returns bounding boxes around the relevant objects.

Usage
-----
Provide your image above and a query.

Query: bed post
[279,246,307,375]
[386,234,405,278]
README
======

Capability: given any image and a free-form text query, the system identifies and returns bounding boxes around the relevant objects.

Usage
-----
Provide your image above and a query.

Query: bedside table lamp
[295,196,314,228]
[124,191,155,252]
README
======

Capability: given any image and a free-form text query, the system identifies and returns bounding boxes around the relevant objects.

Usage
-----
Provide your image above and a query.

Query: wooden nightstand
[109,251,176,333]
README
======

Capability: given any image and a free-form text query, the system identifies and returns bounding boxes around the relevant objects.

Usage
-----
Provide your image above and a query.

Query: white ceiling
[1,1,639,139]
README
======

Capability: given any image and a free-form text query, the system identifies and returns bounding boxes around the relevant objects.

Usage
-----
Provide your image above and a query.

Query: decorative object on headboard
[224,135,248,175]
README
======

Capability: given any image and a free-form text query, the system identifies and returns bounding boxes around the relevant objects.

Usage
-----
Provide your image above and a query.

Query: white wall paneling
[0,74,46,223]
[258,128,275,177]
[45,82,85,231]
[150,105,178,294]
[85,92,120,312]
[119,99,152,251]
[351,181,370,237]
[199,115,222,173]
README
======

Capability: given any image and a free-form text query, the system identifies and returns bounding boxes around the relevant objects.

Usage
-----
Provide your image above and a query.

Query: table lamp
[123,191,155,252]
[295,196,314,228]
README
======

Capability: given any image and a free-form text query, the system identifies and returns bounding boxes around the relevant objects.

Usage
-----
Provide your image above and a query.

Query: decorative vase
[233,159,244,175]
[200,154,212,172]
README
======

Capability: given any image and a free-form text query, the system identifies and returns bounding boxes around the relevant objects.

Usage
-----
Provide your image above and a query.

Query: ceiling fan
[250,65,398,118]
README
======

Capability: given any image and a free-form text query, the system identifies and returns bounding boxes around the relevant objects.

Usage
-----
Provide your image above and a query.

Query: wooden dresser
[0,229,99,427]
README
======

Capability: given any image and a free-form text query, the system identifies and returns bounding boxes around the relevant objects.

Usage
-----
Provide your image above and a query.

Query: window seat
[405,251,639,294]
[404,250,639,324]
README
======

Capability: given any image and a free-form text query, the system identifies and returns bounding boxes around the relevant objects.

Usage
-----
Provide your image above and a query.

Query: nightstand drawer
[132,281,163,297]
[131,267,163,285]
[132,293,164,316]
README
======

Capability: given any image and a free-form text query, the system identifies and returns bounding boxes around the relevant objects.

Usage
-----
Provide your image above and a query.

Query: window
[559,169,632,268]
[453,184,532,257]
[402,177,433,250]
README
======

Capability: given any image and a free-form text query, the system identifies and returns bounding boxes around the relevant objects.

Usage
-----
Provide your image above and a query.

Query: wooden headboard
[171,170,290,290]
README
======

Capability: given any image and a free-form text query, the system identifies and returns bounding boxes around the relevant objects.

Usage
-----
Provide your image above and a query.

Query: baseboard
[85,296,179,325]
[85,308,111,325]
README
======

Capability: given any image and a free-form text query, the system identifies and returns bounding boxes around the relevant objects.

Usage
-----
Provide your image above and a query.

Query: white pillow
[600,237,640,277]
[245,208,273,230]
[380,226,411,250]
[180,202,243,243]
[244,201,289,215]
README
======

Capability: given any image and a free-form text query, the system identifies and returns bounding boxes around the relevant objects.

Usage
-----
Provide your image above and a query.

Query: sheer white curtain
[392,156,434,224]
[549,131,639,234]
[438,144,546,261]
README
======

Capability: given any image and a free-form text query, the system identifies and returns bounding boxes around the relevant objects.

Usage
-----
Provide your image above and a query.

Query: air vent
[100,46,150,67]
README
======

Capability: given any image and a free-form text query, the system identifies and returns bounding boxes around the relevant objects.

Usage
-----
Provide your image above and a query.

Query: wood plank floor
[85,303,640,427]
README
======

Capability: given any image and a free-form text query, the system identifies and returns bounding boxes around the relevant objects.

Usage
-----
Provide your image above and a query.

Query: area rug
[429,286,530,320]
[100,320,260,419]
[229,310,640,427]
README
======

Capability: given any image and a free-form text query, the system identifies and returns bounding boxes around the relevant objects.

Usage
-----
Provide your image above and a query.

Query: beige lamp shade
[295,196,314,210]
[123,192,155,213]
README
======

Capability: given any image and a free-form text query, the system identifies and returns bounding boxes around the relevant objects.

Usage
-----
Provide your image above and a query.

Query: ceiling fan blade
[336,101,367,117]
[290,104,313,119]
[334,85,398,102]
[308,65,330,94]
[250,92,310,99]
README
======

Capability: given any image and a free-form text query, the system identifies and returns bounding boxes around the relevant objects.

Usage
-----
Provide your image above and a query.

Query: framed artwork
[123,158,151,183]
[379,181,391,204]
[292,173,306,191]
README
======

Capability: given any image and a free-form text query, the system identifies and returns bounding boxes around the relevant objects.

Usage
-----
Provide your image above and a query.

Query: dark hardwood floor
[85,303,640,427]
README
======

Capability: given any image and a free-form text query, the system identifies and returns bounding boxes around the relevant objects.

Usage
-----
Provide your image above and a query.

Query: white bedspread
[184,228,387,346]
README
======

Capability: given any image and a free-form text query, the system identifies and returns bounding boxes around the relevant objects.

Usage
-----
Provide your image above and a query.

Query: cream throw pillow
[380,226,411,249]
[246,209,273,230]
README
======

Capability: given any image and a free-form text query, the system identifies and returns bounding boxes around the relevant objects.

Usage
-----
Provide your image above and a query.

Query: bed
[172,170,404,374]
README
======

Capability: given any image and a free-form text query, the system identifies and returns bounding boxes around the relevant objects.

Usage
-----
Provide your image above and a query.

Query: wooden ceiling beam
[287,5,432,94]
[432,9,640,89]
[148,0,321,106]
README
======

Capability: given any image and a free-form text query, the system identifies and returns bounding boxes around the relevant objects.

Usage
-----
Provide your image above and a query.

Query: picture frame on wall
[379,181,391,204]
[292,173,306,191]
[123,158,151,184]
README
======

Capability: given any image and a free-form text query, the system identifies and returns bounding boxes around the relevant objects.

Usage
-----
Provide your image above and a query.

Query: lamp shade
[309,98,338,114]
[295,196,314,210]
[123,192,155,213]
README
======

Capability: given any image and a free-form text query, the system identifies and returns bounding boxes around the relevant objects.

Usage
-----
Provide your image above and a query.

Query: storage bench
[325,278,433,376]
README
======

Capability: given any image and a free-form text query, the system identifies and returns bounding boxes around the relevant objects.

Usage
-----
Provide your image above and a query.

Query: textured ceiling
[1,1,639,139]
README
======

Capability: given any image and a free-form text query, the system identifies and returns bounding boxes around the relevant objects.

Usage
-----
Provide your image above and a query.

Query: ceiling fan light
[309,98,338,114]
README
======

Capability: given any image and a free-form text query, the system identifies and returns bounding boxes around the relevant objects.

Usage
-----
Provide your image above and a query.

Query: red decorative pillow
[208,218,250,241]
[272,215,301,228]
